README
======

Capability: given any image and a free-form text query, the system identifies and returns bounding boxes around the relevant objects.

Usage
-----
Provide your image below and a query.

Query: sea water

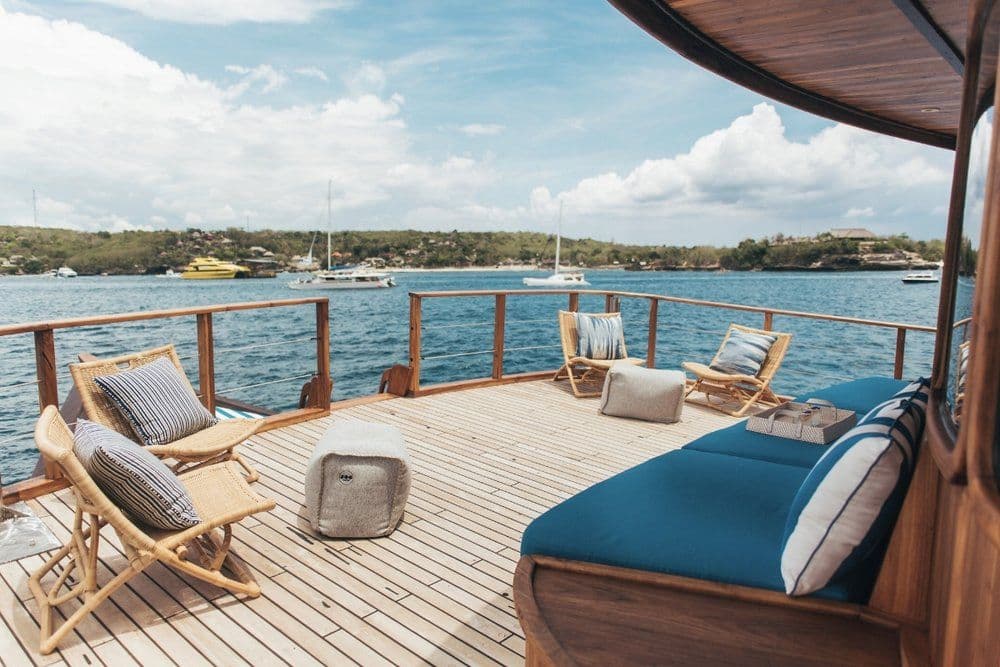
[0,270,939,482]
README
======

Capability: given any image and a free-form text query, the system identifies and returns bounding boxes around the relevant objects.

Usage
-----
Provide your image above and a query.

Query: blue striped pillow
[575,314,626,360]
[780,378,929,596]
[710,329,777,377]
[95,357,218,447]
[74,420,200,530]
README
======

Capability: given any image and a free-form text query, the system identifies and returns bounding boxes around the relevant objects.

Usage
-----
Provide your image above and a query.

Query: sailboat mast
[32,189,37,226]
[327,179,332,271]
[554,201,563,275]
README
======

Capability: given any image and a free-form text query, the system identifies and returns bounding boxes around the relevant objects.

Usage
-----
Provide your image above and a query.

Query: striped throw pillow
[95,357,218,447]
[780,378,929,596]
[74,420,200,530]
[575,313,626,360]
[710,329,777,377]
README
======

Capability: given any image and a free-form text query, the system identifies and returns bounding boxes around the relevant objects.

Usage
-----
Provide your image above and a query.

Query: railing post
[33,329,61,479]
[409,294,422,394]
[314,300,331,408]
[763,311,774,331]
[492,294,506,379]
[647,298,659,368]
[195,313,216,413]
[605,294,621,313]
[894,328,907,380]
[568,292,579,312]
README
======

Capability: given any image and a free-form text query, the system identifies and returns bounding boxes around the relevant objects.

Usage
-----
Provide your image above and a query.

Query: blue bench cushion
[683,377,910,468]
[521,448,880,602]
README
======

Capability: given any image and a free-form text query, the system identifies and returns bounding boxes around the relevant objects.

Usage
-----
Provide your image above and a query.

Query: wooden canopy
[609,1,996,150]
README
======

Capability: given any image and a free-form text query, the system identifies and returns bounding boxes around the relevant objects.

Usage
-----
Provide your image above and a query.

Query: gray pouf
[599,364,686,423]
[304,420,411,538]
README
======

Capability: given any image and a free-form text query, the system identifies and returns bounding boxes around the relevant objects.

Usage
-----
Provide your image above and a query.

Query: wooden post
[763,311,774,331]
[647,298,659,369]
[34,329,58,410]
[409,294,422,394]
[195,313,216,413]
[314,300,331,407]
[492,294,506,379]
[568,292,579,312]
[33,329,60,479]
[605,294,621,313]
[894,328,907,380]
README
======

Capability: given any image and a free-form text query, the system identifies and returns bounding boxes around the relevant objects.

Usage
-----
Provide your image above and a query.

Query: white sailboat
[523,202,589,287]
[295,233,319,271]
[289,181,395,290]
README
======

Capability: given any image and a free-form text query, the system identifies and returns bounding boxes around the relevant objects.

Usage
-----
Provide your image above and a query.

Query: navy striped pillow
[74,420,200,530]
[95,357,218,447]
[710,329,777,377]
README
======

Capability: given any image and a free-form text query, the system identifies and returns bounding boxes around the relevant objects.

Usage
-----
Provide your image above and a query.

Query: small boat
[155,269,182,279]
[181,257,252,279]
[55,266,77,278]
[523,202,590,288]
[288,267,396,290]
[288,180,396,291]
[902,271,939,284]
[295,233,320,271]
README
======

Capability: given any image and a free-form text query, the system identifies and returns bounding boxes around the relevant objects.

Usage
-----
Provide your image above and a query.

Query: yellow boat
[180,256,252,279]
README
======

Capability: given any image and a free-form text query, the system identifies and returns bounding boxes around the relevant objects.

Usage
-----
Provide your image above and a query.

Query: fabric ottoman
[304,420,411,538]
[599,364,686,423]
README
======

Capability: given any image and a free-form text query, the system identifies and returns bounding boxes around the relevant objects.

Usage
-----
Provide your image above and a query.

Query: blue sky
[0,1,960,244]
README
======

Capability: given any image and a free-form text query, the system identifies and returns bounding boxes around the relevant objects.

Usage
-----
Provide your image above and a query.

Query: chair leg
[29,510,145,655]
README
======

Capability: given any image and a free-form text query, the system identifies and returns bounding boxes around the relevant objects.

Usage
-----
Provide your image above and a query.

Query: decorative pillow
[780,377,930,596]
[710,329,777,377]
[575,313,626,360]
[94,357,218,446]
[74,420,200,530]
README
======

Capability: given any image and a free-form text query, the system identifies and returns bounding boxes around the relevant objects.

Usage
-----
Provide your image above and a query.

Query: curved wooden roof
[609,0,991,150]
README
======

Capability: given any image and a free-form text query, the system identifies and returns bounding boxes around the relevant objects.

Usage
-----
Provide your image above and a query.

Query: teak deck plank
[1,381,735,665]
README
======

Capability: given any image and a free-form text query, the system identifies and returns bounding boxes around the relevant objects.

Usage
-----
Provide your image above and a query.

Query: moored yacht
[287,180,396,290]
[180,256,252,279]
[55,266,77,278]
[902,271,939,283]
[523,202,590,287]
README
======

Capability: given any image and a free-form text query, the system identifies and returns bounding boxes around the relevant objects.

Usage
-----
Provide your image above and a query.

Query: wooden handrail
[409,289,937,333]
[406,288,936,394]
[0,297,327,336]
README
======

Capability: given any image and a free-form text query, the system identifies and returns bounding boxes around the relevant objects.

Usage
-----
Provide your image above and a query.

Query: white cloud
[343,62,386,95]
[82,1,350,25]
[294,66,329,82]
[460,123,505,137]
[844,206,875,218]
[0,10,491,233]
[529,103,951,243]
[225,64,288,94]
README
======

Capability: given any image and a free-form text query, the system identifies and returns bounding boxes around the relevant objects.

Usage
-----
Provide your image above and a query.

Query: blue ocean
[0,270,940,482]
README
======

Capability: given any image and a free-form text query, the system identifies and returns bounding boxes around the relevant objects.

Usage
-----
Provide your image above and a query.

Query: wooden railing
[406,289,937,396]
[1,298,332,503]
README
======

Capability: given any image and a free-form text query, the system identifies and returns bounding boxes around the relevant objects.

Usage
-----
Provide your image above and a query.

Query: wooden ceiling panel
[670,1,961,138]
[609,0,969,148]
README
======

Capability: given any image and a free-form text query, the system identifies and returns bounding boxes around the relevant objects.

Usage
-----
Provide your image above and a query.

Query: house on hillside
[828,227,877,240]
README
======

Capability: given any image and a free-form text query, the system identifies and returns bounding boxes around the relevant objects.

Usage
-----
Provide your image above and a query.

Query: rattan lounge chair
[30,406,275,654]
[682,323,792,417]
[69,344,263,482]
[554,310,644,398]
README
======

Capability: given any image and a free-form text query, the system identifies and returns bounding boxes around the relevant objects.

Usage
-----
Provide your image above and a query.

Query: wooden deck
[0,380,735,666]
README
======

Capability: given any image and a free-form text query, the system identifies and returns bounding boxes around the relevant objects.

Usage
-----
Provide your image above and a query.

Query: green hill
[0,225,947,275]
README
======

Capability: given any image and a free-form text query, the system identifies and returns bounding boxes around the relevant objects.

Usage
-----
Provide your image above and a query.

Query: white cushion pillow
[780,378,929,596]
